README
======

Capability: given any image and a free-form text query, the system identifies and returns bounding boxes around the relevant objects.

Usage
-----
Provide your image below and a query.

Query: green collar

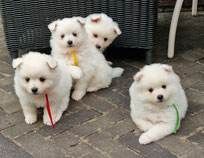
[168,104,179,134]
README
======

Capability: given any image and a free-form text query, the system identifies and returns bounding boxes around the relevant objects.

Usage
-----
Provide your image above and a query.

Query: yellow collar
[72,51,78,66]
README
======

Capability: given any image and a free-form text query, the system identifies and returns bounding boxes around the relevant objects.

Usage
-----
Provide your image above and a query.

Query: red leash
[45,94,55,128]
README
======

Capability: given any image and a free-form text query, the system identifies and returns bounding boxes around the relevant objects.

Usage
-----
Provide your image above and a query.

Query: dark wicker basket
[0,0,157,63]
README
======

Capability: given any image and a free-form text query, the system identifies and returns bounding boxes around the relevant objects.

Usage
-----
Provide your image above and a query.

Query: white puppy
[13,52,72,126]
[85,13,121,52]
[129,64,188,144]
[48,17,124,101]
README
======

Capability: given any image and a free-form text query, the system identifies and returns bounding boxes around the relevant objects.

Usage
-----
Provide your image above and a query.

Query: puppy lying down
[129,64,188,144]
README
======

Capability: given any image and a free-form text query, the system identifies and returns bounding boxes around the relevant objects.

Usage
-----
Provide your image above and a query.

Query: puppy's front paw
[72,90,85,101]
[43,115,55,126]
[70,66,82,79]
[139,133,153,145]
[25,115,37,124]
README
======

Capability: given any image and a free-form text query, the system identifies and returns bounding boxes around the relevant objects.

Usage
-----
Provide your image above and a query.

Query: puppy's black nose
[32,88,38,93]
[96,45,101,49]
[67,40,73,46]
[157,95,164,101]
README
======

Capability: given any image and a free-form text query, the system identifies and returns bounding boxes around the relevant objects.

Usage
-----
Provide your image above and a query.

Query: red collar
[45,94,55,128]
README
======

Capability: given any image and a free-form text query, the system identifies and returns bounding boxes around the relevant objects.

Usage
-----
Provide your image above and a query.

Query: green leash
[172,104,179,134]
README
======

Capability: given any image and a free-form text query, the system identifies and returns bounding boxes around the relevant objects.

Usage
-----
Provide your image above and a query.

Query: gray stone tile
[181,48,204,62]
[0,93,21,114]
[186,88,204,105]
[176,117,198,136]
[53,131,104,158]
[0,61,14,75]
[113,62,139,79]
[52,131,80,149]
[86,132,144,157]
[82,152,106,158]
[0,108,5,117]
[0,73,5,79]
[188,129,204,147]
[109,147,144,158]
[38,108,101,137]
[158,135,203,157]
[102,118,136,139]
[177,111,204,137]
[0,133,33,158]
[192,62,204,72]
[65,99,86,115]
[110,77,133,94]
[198,58,204,64]
[182,149,204,158]
[85,132,123,154]
[15,132,66,158]
[81,93,116,113]
[2,121,43,139]
[187,101,204,117]
[0,55,11,65]
[0,111,24,130]
[94,89,130,110]
[69,108,129,138]
[118,132,178,158]
[191,82,204,92]
[181,72,204,89]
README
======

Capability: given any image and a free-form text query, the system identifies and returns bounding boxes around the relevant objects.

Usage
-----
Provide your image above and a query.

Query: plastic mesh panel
[0,0,157,55]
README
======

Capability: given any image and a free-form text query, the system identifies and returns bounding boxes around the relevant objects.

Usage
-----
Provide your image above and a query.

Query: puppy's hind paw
[107,61,113,66]
[139,133,153,145]
[72,90,85,101]
[87,86,99,92]
[25,115,37,124]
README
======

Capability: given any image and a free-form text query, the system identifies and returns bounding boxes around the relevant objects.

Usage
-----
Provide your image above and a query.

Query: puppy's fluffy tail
[112,67,124,78]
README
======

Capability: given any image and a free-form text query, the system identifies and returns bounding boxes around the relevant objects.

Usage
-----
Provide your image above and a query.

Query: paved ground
[0,12,203,158]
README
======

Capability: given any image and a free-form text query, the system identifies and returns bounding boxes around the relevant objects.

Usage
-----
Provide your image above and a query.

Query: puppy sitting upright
[48,17,124,101]
[129,64,188,144]
[13,52,72,126]
[85,13,121,53]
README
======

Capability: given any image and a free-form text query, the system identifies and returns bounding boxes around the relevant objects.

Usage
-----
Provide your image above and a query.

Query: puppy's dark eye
[104,37,108,41]
[162,85,167,89]
[39,77,46,82]
[25,77,30,82]
[93,33,98,38]
[148,88,153,93]
[61,34,65,39]
[73,32,77,37]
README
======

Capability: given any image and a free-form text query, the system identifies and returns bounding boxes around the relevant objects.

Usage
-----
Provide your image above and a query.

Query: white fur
[129,64,188,144]
[13,52,72,126]
[85,13,121,52]
[48,17,124,101]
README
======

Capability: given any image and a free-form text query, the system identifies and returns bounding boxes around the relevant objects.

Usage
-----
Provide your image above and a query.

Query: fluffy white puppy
[13,52,72,126]
[48,17,124,101]
[85,13,121,52]
[129,64,188,145]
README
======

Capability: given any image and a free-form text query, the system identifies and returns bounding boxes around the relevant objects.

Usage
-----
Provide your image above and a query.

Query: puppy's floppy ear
[91,15,101,23]
[45,56,58,69]
[48,20,60,33]
[133,72,143,82]
[161,64,173,73]
[12,58,23,69]
[114,26,121,35]
[76,17,86,26]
